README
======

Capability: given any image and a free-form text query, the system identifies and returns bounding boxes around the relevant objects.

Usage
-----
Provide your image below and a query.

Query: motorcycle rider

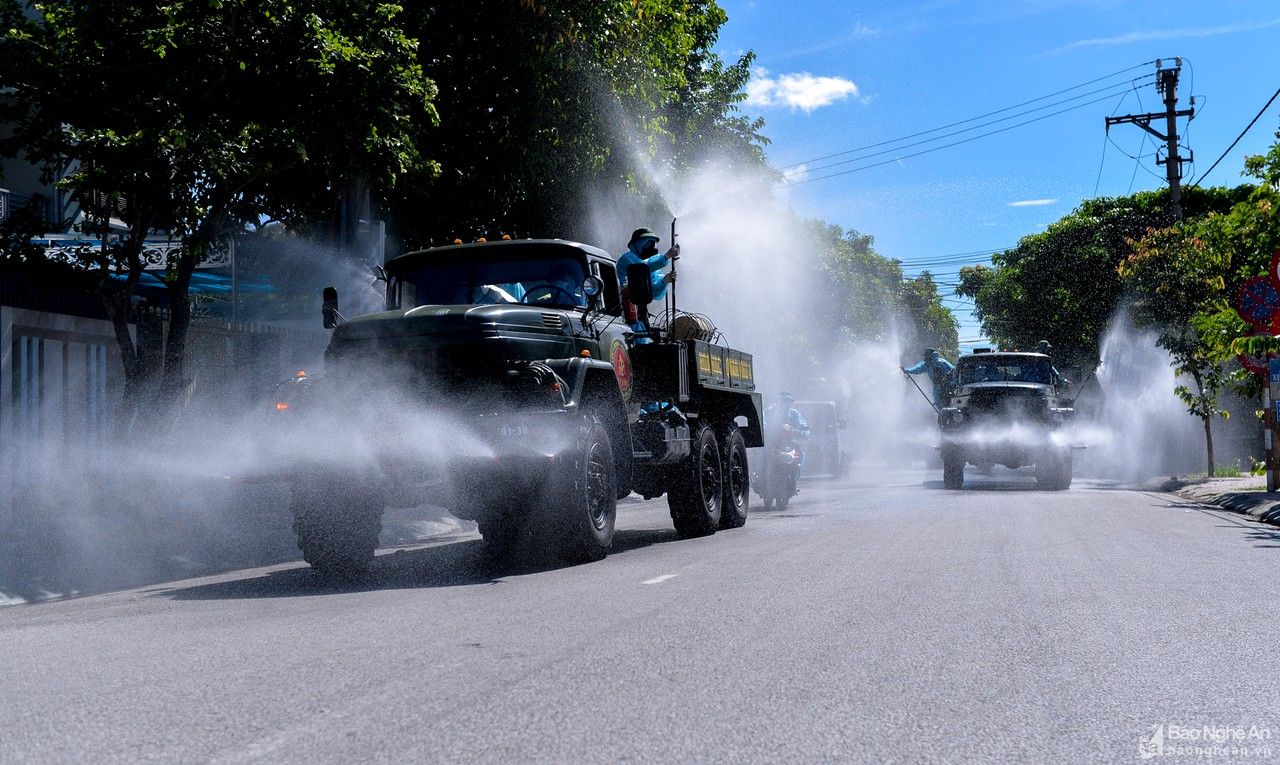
[902,347,956,405]
[764,391,810,482]
[618,227,679,343]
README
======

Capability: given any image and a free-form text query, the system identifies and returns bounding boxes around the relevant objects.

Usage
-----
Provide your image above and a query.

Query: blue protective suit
[764,404,810,471]
[904,354,956,404]
[618,244,672,343]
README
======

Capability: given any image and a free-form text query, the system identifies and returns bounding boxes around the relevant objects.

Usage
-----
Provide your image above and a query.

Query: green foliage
[0,0,437,405]
[391,0,766,245]
[1116,128,1280,475]
[901,272,959,360]
[813,222,958,358]
[956,187,1248,368]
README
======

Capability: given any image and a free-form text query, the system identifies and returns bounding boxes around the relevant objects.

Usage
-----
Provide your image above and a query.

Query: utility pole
[1105,59,1194,219]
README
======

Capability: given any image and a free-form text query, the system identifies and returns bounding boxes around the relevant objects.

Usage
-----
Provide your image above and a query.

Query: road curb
[1175,484,1280,527]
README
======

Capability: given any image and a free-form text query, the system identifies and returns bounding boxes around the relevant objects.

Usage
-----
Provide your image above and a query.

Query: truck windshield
[957,358,1053,385]
[393,256,588,308]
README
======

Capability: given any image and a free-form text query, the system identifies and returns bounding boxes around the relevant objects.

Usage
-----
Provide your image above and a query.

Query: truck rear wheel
[719,427,749,529]
[544,419,617,562]
[669,424,723,537]
[290,478,383,578]
[941,444,965,490]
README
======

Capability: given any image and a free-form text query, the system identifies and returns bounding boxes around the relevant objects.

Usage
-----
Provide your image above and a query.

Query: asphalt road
[3,468,1279,763]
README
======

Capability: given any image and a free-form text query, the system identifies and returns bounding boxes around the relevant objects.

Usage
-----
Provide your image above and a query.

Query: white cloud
[1008,198,1058,207]
[746,68,859,113]
[1054,17,1280,52]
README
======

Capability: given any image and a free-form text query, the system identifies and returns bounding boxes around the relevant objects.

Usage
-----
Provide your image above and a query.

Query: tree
[1121,222,1235,475]
[900,272,959,360]
[956,187,1249,369]
[811,223,958,359]
[391,0,765,246]
[1,0,437,418]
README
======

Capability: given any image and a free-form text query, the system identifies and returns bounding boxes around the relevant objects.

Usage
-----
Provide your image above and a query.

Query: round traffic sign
[1235,276,1280,330]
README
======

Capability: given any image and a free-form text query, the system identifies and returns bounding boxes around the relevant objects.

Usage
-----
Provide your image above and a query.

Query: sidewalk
[1172,476,1280,527]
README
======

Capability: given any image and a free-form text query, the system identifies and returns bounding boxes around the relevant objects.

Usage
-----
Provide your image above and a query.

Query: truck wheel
[941,444,965,490]
[545,419,617,562]
[1036,450,1073,491]
[719,427,749,529]
[668,424,723,538]
[290,479,383,578]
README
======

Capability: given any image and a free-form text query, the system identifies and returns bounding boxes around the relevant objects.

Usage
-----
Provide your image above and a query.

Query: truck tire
[719,427,749,529]
[1036,450,1073,491]
[941,444,965,490]
[290,478,383,578]
[669,424,723,537]
[544,419,617,562]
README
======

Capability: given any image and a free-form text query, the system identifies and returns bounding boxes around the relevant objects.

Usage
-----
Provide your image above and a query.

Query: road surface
[2,469,1278,763]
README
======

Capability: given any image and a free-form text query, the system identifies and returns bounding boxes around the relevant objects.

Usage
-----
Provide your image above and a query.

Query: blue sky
[715,0,1280,348]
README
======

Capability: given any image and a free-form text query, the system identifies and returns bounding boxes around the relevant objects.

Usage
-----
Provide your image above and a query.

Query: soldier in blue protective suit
[902,347,956,405]
[618,227,679,343]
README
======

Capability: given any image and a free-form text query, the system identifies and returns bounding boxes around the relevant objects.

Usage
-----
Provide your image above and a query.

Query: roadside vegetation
[0,0,954,425]
[958,129,1280,475]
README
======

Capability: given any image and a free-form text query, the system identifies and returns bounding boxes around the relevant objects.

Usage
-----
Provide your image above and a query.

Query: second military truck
[937,350,1075,491]
[280,239,763,575]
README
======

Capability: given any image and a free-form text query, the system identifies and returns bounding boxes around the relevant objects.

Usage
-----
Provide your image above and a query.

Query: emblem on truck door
[611,338,633,399]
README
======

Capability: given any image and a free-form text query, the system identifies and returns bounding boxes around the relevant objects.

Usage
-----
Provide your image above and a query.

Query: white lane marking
[642,574,679,585]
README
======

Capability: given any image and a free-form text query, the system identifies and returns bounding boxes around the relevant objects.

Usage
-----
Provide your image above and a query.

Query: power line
[1191,85,1280,187]
[786,90,1139,186]
[779,61,1155,170]
[797,77,1154,176]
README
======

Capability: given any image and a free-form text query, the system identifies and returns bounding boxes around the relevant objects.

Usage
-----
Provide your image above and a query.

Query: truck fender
[543,357,634,496]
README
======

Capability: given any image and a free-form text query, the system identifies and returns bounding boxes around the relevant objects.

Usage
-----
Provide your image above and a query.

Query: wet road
[2,469,1278,763]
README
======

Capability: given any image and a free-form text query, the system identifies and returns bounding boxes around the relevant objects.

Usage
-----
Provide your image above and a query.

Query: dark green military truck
[282,239,763,575]
[937,350,1075,491]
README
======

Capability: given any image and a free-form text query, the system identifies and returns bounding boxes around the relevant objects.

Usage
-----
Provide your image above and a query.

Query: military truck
[937,350,1074,491]
[280,239,763,575]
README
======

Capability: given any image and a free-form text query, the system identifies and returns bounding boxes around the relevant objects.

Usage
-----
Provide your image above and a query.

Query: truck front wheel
[669,424,723,537]
[941,444,965,490]
[544,419,617,562]
[1035,449,1073,491]
[290,478,383,578]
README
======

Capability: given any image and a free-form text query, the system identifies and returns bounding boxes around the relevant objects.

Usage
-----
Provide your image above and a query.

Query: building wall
[0,306,120,479]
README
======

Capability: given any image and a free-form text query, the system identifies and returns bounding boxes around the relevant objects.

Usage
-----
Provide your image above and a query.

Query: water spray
[903,370,940,414]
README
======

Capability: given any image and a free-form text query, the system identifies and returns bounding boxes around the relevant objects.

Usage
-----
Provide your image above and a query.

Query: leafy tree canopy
[956,186,1249,368]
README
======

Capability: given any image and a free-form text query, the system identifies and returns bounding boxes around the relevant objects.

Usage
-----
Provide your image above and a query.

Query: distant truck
[937,350,1075,490]
[278,239,764,575]
[793,400,847,478]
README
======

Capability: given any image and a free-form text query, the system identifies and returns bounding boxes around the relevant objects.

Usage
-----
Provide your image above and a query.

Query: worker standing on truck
[618,227,679,343]
[902,348,956,405]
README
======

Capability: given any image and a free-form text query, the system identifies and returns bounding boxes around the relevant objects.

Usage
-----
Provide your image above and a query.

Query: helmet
[628,228,660,248]
[923,347,938,359]
[1035,340,1053,353]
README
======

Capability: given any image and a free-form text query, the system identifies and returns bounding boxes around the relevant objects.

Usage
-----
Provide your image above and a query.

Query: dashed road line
[641,574,678,585]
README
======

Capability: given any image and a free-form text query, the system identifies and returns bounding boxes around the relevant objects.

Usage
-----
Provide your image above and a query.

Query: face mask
[640,239,659,257]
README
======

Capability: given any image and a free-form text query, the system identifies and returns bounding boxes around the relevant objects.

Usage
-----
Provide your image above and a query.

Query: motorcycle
[753,424,804,510]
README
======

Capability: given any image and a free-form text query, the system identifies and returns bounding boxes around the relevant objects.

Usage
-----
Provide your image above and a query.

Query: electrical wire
[787,89,1146,186]
[793,77,1154,177]
[1191,85,1280,187]
[1094,88,1135,195]
[778,61,1155,170]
